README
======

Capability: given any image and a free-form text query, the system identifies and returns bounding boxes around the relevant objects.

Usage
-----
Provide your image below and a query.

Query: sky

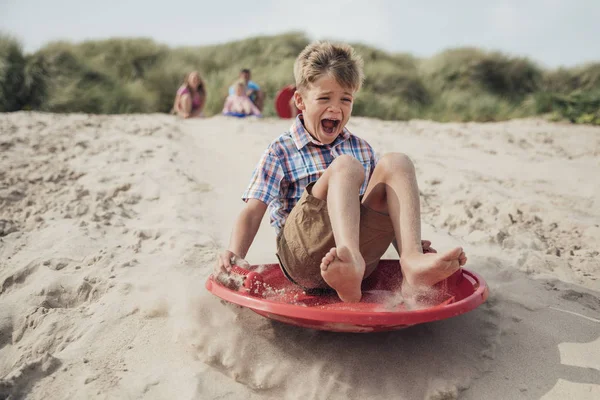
[1,0,599,68]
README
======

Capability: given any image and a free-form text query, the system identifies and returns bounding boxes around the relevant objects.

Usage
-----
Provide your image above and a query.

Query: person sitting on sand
[216,41,466,303]
[173,71,207,119]
[229,68,265,111]
[222,81,262,117]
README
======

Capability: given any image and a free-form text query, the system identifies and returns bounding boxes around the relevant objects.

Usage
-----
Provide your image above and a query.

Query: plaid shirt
[242,116,377,234]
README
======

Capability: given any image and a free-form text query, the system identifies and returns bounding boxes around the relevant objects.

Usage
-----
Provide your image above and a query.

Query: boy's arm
[222,199,266,258]
[217,148,284,272]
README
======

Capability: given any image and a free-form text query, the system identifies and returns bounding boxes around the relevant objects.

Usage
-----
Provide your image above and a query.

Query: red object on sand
[205,260,489,333]
[274,85,297,119]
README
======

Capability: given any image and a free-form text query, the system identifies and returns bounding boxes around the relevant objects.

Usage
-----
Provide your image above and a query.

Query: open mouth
[321,118,340,134]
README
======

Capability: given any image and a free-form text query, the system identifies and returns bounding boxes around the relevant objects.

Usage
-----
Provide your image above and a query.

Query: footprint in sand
[38,280,94,309]
[0,219,18,237]
[129,229,161,253]
[0,309,13,350]
[547,283,600,312]
[12,307,51,344]
[42,258,77,271]
[1,261,39,296]
[0,353,61,399]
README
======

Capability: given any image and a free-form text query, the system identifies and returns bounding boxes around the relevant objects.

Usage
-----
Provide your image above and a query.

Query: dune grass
[1,32,599,125]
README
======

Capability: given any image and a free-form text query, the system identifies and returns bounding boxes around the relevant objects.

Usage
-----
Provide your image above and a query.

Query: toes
[320,257,330,271]
[322,253,335,264]
[328,247,338,258]
[320,248,339,272]
[458,251,467,264]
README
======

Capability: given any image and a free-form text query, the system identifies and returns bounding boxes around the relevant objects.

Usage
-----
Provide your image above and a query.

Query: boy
[216,41,467,303]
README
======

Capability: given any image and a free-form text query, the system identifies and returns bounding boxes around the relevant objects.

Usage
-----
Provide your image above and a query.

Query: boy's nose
[327,104,342,113]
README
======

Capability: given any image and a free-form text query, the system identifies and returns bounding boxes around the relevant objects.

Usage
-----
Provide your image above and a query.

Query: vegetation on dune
[1,32,599,125]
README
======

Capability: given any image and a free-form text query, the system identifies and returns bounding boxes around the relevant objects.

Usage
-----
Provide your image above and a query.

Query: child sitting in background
[222,81,262,117]
[172,71,206,118]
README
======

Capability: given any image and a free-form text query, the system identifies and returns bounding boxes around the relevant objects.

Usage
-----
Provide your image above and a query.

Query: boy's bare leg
[361,153,467,289]
[311,155,366,302]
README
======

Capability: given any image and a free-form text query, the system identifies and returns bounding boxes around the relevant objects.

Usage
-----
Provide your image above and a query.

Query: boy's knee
[378,153,415,174]
[331,155,364,180]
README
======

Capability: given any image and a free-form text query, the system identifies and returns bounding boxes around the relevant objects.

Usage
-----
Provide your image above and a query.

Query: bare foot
[320,246,365,303]
[400,247,467,288]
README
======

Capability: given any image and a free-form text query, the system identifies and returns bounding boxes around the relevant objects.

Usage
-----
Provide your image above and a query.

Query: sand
[0,112,598,399]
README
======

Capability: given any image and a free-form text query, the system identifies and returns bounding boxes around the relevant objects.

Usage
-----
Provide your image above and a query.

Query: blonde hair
[293,41,364,92]
[182,71,206,95]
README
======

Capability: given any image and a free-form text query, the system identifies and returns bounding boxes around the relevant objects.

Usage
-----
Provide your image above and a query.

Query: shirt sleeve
[242,149,284,205]
[248,81,260,91]
[368,143,378,179]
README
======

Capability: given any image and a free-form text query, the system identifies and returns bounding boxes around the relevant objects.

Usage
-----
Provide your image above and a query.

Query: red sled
[274,85,297,119]
[205,260,489,333]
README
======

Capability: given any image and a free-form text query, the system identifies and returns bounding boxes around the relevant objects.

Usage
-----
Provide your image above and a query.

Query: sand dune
[0,112,598,399]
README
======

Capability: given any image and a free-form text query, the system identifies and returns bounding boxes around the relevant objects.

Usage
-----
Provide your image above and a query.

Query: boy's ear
[294,90,306,111]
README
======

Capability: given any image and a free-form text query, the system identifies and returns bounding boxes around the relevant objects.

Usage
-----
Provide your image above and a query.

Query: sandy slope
[0,112,598,400]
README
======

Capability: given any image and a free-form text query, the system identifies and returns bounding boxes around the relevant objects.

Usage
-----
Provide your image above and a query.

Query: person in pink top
[222,81,262,117]
[173,71,207,119]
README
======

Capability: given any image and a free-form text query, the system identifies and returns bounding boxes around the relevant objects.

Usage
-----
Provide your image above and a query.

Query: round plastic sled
[205,260,489,333]
[274,85,297,118]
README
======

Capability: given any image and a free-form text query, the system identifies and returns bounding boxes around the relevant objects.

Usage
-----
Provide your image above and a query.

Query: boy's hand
[215,250,250,274]
[422,240,437,254]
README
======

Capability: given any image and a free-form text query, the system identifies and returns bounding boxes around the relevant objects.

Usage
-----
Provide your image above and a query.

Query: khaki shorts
[276,182,395,290]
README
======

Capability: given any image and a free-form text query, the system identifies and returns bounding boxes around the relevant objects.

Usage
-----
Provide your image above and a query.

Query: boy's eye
[342,98,352,102]
[317,97,329,101]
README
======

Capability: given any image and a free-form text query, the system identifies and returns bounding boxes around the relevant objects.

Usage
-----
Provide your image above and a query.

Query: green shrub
[21,53,49,109]
[364,61,430,105]
[0,34,26,111]
[0,32,598,125]
[546,90,600,125]
[353,90,421,121]
[78,37,168,81]
[423,90,517,122]
[421,47,542,99]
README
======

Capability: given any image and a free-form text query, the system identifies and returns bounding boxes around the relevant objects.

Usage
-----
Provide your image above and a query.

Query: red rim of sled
[275,84,297,119]
[205,260,489,333]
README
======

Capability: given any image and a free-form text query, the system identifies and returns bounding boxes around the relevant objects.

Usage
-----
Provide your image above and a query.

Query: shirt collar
[290,115,351,150]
